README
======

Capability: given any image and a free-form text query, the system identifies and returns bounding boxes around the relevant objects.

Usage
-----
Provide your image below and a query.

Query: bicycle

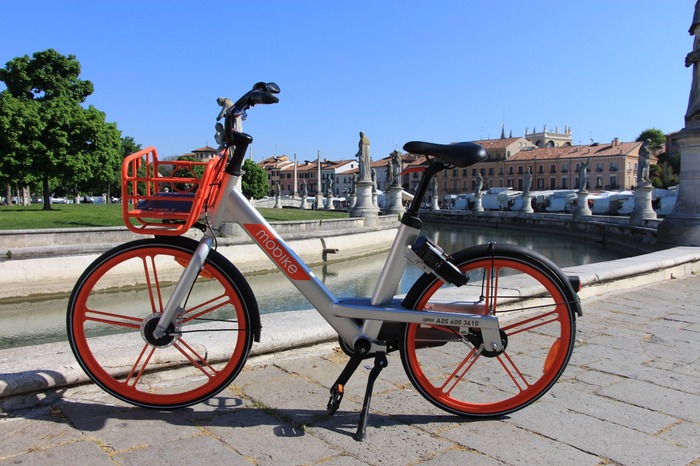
[67,82,582,441]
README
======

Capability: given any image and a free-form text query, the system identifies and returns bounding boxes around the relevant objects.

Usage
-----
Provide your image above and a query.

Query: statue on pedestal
[355,131,371,181]
[390,150,402,187]
[524,167,532,195]
[475,173,484,197]
[216,97,233,121]
[685,1,700,128]
[637,140,652,185]
[578,161,589,191]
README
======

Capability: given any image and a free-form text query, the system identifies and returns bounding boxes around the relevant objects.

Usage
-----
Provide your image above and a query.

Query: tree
[0,49,121,209]
[636,128,666,153]
[241,159,268,199]
[636,128,679,189]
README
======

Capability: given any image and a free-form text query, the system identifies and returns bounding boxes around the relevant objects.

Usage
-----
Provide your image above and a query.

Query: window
[538,165,544,174]
[561,177,568,188]
[508,166,514,175]
[549,164,556,173]
[518,166,523,174]
[610,162,618,171]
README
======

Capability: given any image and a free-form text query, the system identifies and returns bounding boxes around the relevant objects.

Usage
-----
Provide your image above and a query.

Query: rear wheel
[67,237,257,408]
[400,243,578,417]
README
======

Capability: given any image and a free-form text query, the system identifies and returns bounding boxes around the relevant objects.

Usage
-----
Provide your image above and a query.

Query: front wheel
[66,236,258,409]
[400,243,579,418]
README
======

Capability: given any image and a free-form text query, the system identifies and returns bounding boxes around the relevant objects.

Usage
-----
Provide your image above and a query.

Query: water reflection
[0,223,630,349]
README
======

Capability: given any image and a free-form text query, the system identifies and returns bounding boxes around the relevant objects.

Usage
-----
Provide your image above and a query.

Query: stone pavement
[0,274,698,465]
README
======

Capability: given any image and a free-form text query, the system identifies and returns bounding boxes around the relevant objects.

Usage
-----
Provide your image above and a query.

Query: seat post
[407,161,444,217]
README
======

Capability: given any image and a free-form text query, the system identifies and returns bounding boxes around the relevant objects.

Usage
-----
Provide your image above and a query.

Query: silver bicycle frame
[156,172,503,353]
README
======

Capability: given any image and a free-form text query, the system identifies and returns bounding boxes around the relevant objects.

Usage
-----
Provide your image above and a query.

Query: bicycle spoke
[181,293,232,323]
[173,338,219,378]
[497,351,531,393]
[502,309,561,336]
[439,347,479,395]
[141,255,164,314]
[83,309,142,329]
[124,343,157,388]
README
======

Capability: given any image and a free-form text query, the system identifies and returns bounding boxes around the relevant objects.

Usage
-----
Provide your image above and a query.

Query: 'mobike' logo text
[244,224,310,281]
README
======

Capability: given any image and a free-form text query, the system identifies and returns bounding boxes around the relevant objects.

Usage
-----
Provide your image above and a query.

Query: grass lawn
[0,203,349,230]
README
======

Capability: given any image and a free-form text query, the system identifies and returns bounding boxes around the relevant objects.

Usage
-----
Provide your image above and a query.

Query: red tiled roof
[192,146,217,152]
[472,137,532,150]
[508,141,643,161]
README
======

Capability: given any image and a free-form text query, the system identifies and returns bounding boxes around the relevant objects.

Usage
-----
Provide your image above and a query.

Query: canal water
[0,223,632,349]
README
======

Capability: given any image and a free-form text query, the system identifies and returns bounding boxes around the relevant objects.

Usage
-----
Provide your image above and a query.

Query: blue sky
[0,1,693,161]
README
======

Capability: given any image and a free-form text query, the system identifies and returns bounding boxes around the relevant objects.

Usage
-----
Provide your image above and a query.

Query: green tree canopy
[635,128,666,153]
[636,128,679,189]
[242,159,268,199]
[0,49,121,208]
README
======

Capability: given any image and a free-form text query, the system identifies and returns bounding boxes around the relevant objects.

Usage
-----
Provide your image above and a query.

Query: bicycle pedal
[327,384,344,416]
[406,236,467,287]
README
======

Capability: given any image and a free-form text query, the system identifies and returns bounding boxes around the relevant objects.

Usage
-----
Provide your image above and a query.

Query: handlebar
[230,81,280,118]
[222,82,280,176]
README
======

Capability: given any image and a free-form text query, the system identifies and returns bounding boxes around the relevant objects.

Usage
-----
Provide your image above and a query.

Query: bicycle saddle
[403,141,487,168]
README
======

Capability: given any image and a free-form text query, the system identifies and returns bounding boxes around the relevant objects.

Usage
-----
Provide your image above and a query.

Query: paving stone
[0,410,82,458]
[1,440,112,465]
[114,435,251,465]
[441,418,601,465]
[206,409,339,466]
[505,401,698,466]
[597,378,700,423]
[57,399,201,452]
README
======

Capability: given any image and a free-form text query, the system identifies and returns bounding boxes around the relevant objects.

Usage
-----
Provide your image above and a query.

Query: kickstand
[354,352,387,442]
[327,348,366,416]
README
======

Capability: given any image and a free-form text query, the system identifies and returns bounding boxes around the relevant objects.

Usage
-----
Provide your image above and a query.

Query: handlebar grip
[249,91,279,105]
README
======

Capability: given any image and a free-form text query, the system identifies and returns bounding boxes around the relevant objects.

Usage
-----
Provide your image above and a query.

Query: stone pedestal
[350,181,379,217]
[348,193,356,210]
[384,186,405,215]
[273,195,282,209]
[314,193,324,211]
[430,194,440,211]
[325,193,335,210]
[519,193,534,214]
[658,128,700,246]
[630,183,657,225]
[573,190,592,220]
[300,196,310,210]
[472,194,484,213]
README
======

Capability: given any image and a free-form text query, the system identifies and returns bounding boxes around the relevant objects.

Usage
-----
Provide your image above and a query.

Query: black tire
[67,236,258,408]
[400,242,578,417]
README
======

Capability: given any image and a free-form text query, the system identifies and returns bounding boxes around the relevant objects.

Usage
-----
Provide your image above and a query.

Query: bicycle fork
[152,236,215,340]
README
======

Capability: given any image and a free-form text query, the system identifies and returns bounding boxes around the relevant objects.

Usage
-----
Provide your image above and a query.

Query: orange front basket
[121,147,226,236]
